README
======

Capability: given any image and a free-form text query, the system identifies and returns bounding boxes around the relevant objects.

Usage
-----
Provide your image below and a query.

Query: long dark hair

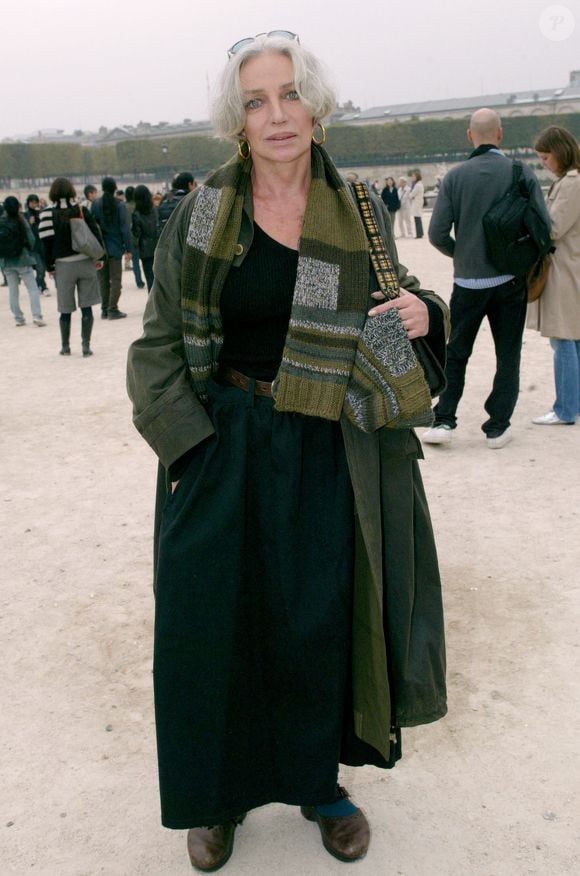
[101,176,118,223]
[134,184,153,215]
[3,196,28,246]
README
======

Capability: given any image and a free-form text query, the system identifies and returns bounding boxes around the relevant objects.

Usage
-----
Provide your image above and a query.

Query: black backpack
[0,216,25,259]
[482,161,551,277]
[157,192,184,230]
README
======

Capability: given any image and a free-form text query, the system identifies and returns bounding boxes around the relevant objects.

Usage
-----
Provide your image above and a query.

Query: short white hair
[210,36,336,141]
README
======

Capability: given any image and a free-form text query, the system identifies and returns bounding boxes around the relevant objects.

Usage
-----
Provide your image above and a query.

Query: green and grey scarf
[180,144,433,432]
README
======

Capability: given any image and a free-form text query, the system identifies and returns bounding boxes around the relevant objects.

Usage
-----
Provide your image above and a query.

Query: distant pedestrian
[131,185,160,291]
[529,125,580,426]
[380,176,400,228]
[81,185,98,211]
[25,194,50,295]
[397,176,413,237]
[158,172,196,231]
[409,170,425,238]
[0,196,45,327]
[39,177,104,356]
[124,186,146,289]
[92,177,132,319]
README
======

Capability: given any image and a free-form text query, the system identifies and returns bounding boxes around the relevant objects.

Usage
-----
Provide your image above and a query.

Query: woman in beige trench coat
[528,125,580,425]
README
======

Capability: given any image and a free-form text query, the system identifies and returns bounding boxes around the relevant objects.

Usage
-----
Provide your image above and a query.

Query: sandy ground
[1,229,579,876]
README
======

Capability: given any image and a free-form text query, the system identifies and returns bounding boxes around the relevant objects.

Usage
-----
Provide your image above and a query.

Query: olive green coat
[127,181,448,762]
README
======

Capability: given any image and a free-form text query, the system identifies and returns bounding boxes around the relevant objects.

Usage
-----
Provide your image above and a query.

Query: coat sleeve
[522,165,551,227]
[548,175,580,241]
[126,194,214,470]
[428,177,455,257]
[118,202,132,252]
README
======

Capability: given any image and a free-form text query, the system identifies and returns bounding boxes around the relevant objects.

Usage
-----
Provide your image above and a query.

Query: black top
[381,186,400,212]
[218,223,298,381]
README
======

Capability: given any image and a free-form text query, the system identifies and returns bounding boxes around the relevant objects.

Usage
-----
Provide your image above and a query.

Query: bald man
[425,108,550,449]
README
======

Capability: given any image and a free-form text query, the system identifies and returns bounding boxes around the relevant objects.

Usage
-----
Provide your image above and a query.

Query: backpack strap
[512,160,529,198]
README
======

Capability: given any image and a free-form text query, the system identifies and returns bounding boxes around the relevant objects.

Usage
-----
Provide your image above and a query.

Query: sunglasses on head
[227,30,300,59]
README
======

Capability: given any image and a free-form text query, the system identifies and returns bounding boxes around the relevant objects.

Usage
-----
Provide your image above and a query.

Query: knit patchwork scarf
[180,144,433,432]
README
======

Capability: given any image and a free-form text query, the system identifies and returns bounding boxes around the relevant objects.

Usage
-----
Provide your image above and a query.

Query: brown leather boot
[186,815,245,872]
[301,787,371,862]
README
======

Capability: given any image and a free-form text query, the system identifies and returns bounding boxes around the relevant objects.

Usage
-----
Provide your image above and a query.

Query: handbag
[70,205,105,260]
[351,182,447,398]
[527,252,552,302]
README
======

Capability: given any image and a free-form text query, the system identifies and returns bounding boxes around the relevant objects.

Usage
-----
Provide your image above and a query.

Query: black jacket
[381,186,400,212]
[158,190,188,229]
[132,208,160,258]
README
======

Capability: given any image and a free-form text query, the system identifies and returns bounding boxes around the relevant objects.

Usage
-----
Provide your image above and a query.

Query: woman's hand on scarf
[368,289,429,339]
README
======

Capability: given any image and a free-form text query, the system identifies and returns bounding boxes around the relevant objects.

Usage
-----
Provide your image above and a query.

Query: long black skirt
[154,379,355,828]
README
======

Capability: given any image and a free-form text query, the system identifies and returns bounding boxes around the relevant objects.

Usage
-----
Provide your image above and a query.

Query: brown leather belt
[218,366,273,397]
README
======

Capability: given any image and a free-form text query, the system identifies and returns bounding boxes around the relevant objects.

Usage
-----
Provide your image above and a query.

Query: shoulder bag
[351,182,447,397]
[70,205,105,260]
[527,252,552,302]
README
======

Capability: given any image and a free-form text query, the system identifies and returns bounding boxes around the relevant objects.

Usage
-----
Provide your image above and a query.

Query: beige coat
[527,169,580,339]
[409,180,424,217]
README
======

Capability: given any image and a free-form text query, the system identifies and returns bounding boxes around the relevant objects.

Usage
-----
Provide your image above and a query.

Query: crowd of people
[0,172,197,353]
[422,113,579,446]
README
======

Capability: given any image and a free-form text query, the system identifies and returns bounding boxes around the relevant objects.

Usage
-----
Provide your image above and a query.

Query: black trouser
[414,216,424,238]
[98,256,123,312]
[141,256,154,291]
[434,278,527,436]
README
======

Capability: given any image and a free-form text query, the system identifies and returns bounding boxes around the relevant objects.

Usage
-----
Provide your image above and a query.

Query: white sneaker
[486,428,513,449]
[532,411,575,425]
[33,318,46,327]
[422,424,453,445]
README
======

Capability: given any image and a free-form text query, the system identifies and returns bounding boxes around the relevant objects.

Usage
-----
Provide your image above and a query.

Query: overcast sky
[2,0,578,139]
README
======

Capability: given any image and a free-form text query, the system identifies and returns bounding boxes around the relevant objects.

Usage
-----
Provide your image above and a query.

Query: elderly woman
[528,125,580,426]
[127,32,448,872]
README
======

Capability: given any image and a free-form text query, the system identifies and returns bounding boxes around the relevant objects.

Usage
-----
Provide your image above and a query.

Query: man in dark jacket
[157,172,196,230]
[425,108,550,449]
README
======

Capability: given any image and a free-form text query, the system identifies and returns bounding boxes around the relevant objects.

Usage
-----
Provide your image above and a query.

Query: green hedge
[1,113,579,183]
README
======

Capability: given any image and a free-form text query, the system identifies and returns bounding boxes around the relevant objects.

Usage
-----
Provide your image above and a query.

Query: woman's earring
[237,139,251,159]
[312,123,326,146]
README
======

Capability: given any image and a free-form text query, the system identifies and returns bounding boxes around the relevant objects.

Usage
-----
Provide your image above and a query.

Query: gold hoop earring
[312,123,326,146]
[237,139,251,159]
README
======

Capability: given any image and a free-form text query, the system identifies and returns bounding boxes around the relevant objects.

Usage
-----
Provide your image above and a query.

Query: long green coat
[127,178,448,764]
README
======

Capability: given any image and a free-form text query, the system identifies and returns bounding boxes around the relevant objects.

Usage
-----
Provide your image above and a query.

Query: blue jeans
[551,338,580,423]
[130,244,144,287]
[5,265,42,322]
